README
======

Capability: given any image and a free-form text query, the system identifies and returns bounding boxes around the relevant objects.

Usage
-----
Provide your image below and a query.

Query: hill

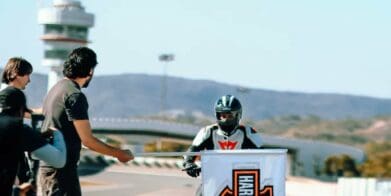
[23,73,391,120]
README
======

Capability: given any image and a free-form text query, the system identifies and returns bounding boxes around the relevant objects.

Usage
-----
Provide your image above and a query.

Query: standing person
[1,57,42,196]
[182,95,263,195]
[38,47,134,196]
[0,86,66,196]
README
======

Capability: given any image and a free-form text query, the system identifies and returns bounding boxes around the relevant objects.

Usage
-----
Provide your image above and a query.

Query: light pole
[158,54,174,113]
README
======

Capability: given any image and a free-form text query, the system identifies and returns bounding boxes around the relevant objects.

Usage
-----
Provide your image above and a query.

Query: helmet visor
[217,111,238,121]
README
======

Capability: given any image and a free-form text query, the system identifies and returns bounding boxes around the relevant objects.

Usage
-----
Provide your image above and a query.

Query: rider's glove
[182,162,201,178]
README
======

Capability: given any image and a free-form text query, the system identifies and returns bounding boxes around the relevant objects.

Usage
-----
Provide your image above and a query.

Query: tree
[323,154,360,178]
[359,142,391,177]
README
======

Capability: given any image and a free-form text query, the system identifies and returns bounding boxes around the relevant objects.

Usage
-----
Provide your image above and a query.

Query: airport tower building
[38,0,94,91]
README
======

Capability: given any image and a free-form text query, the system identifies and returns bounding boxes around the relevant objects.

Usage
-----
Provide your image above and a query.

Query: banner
[201,149,287,196]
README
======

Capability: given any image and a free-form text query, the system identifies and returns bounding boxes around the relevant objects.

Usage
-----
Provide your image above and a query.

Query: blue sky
[0,0,390,98]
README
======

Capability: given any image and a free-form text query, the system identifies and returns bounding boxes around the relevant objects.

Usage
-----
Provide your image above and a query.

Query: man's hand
[182,162,201,178]
[116,149,134,163]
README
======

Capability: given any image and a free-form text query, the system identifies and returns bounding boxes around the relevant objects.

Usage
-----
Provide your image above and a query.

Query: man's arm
[182,127,212,178]
[184,127,213,162]
[73,119,133,162]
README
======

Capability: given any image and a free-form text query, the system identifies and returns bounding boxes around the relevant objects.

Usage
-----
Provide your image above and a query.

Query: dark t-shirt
[0,115,46,195]
[41,79,89,166]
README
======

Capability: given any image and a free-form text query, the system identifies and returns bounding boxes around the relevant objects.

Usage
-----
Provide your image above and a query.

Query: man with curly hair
[38,47,134,196]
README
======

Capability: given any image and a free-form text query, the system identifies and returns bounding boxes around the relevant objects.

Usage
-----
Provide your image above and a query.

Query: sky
[0,0,390,99]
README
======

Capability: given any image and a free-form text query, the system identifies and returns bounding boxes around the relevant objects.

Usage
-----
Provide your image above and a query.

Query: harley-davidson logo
[219,169,273,196]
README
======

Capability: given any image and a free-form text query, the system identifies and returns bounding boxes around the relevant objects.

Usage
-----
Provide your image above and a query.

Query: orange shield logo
[219,169,273,196]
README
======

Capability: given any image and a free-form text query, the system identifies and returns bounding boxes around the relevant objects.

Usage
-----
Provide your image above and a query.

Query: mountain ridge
[22,72,391,120]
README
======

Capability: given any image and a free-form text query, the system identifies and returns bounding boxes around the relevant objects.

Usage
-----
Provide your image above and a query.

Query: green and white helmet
[214,95,242,134]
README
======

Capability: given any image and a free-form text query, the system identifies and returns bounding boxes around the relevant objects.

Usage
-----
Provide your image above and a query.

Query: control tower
[38,0,94,91]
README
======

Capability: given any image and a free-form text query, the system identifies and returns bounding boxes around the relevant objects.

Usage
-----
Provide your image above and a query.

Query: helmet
[214,95,242,134]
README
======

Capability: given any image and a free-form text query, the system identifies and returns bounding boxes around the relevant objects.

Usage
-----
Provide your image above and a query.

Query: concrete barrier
[337,177,391,196]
